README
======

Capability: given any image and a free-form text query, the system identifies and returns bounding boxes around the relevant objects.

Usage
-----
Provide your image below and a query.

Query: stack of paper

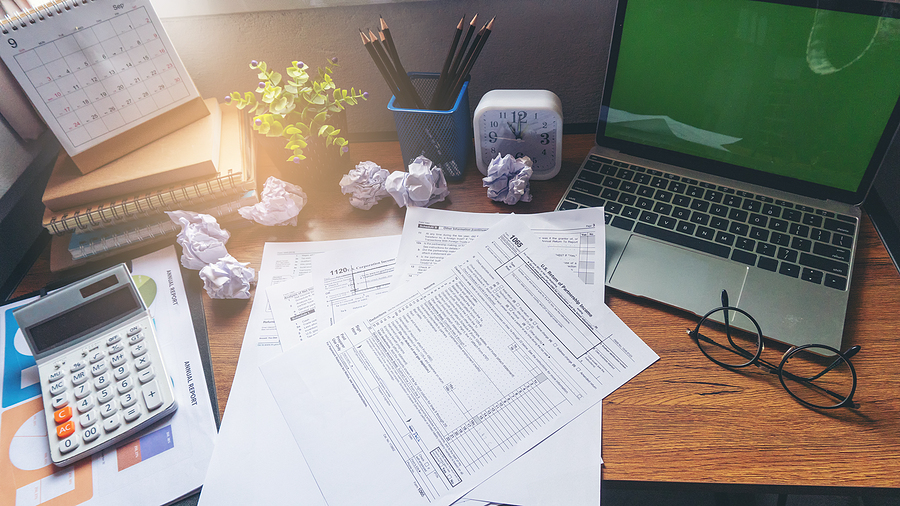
[200,207,659,506]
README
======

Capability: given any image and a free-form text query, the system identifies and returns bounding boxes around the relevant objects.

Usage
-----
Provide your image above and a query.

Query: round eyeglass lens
[694,307,761,367]
[779,345,855,408]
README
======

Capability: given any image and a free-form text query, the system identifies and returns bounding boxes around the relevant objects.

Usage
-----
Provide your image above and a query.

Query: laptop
[556,0,900,349]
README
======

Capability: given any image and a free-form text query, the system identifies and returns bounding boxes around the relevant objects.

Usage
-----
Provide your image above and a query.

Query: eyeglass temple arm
[782,345,861,383]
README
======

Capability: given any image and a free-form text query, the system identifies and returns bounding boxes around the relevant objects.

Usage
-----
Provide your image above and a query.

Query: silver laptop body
[557,0,900,349]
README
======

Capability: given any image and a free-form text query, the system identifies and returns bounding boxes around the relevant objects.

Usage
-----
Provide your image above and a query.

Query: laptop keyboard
[557,155,857,291]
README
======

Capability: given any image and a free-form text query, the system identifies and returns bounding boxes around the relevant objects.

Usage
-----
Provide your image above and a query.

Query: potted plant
[226,58,368,184]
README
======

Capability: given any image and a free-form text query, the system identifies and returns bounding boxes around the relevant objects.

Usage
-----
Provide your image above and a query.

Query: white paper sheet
[266,230,602,506]
[262,218,659,506]
[393,207,606,293]
[0,246,217,506]
[198,238,402,506]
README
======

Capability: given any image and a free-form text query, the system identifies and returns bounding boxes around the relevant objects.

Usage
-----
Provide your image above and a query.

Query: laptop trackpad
[608,235,749,316]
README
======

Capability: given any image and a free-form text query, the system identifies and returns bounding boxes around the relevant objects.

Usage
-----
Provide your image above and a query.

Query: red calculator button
[56,421,75,439]
[54,406,73,424]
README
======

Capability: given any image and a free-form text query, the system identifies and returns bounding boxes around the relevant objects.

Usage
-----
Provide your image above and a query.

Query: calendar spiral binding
[1,0,92,34]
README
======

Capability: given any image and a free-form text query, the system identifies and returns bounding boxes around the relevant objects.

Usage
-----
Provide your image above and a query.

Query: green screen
[604,0,900,192]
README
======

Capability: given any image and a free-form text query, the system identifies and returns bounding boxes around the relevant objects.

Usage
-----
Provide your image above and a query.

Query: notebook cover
[43,97,220,211]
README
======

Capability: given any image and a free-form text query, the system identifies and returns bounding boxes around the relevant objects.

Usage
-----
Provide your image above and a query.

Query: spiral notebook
[0,0,207,174]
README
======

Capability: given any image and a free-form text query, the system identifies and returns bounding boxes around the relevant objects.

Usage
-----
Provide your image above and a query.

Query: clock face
[478,109,559,175]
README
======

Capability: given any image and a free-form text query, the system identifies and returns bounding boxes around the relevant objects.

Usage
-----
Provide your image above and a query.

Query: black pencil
[380,17,422,108]
[436,14,477,109]
[361,30,405,107]
[444,17,493,110]
[379,24,423,109]
[430,15,465,109]
[369,29,414,108]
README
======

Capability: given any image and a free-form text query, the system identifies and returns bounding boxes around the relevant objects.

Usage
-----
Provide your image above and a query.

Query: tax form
[261,218,658,506]
[393,207,606,290]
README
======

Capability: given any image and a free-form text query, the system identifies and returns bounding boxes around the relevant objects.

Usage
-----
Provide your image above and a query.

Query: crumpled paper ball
[384,155,450,208]
[483,154,534,205]
[166,210,231,270]
[199,254,256,299]
[239,176,308,226]
[340,161,391,210]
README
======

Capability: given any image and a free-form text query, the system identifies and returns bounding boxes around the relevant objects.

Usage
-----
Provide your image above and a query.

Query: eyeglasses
[687,290,861,410]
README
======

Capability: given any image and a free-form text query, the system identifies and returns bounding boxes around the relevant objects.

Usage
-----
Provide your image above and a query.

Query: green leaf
[314,111,328,124]
[318,124,331,137]
[269,121,284,137]
[270,71,282,86]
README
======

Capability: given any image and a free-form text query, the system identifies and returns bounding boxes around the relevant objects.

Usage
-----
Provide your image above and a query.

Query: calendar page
[0,0,200,158]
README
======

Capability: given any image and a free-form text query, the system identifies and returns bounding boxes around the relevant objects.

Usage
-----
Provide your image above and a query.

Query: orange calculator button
[54,406,73,424]
[56,420,75,439]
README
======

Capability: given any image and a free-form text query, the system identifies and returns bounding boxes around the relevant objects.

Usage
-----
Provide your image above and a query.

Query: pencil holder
[388,72,470,181]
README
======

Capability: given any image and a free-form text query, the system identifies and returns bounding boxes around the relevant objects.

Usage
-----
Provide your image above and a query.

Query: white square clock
[473,89,563,180]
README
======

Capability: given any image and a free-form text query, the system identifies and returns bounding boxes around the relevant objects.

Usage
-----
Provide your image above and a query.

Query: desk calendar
[0,0,206,173]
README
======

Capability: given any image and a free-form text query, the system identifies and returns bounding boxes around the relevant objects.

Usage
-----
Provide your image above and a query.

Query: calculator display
[28,286,141,354]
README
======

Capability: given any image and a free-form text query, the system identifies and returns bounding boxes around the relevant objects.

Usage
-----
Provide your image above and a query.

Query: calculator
[14,264,177,467]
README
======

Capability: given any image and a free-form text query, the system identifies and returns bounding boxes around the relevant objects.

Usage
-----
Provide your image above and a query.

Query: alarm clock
[473,89,563,180]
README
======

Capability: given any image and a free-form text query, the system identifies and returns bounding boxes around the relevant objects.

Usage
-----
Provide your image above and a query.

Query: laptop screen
[597,0,900,204]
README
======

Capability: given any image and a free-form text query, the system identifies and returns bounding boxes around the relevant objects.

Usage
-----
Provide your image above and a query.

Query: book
[68,189,259,260]
[0,0,208,174]
[43,102,256,235]
[42,97,222,212]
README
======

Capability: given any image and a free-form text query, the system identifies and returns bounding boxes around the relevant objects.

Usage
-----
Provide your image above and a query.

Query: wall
[160,0,615,137]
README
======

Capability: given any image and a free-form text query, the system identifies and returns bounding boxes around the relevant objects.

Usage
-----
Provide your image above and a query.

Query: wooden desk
[13,135,900,492]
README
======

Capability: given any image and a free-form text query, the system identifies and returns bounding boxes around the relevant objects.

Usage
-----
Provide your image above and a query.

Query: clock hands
[506,120,527,140]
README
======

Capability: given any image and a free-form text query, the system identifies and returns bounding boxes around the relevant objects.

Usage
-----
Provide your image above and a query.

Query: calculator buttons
[97,387,114,404]
[106,334,121,346]
[127,325,143,337]
[79,410,97,427]
[48,370,64,383]
[131,343,147,357]
[142,380,163,411]
[117,378,133,394]
[110,352,127,368]
[54,406,72,424]
[52,394,69,409]
[94,373,110,390]
[57,421,76,439]
[113,364,130,381]
[82,425,100,443]
[103,413,121,433]
[108,342,124,354]
[73,383,91,400]
[100,401,118,418]
[70,361,86,373]
[72,370,89,386]
[123,405,142,423]
[49,379,67,396]
[138,367,156,384]
[135,355,151,371]
[59,435,79,454]
[89,351,105,364]
[120,391,138,408]
[77,395,95,414]
[91,362,108,376]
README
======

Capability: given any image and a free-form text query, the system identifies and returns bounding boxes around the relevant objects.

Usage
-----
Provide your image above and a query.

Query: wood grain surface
[13,134,900,490]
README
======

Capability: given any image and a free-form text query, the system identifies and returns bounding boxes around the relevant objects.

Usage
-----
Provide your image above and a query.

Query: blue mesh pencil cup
[388,72,470,181]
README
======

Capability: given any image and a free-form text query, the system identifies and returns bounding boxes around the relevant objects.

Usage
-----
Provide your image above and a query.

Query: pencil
[444,17,493,110]
[378,28,425,109]
[436,14,477,109]
[360,30,405,107]
[430,15,465,109]
[369,29,413,108]
[378,24,423,109]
